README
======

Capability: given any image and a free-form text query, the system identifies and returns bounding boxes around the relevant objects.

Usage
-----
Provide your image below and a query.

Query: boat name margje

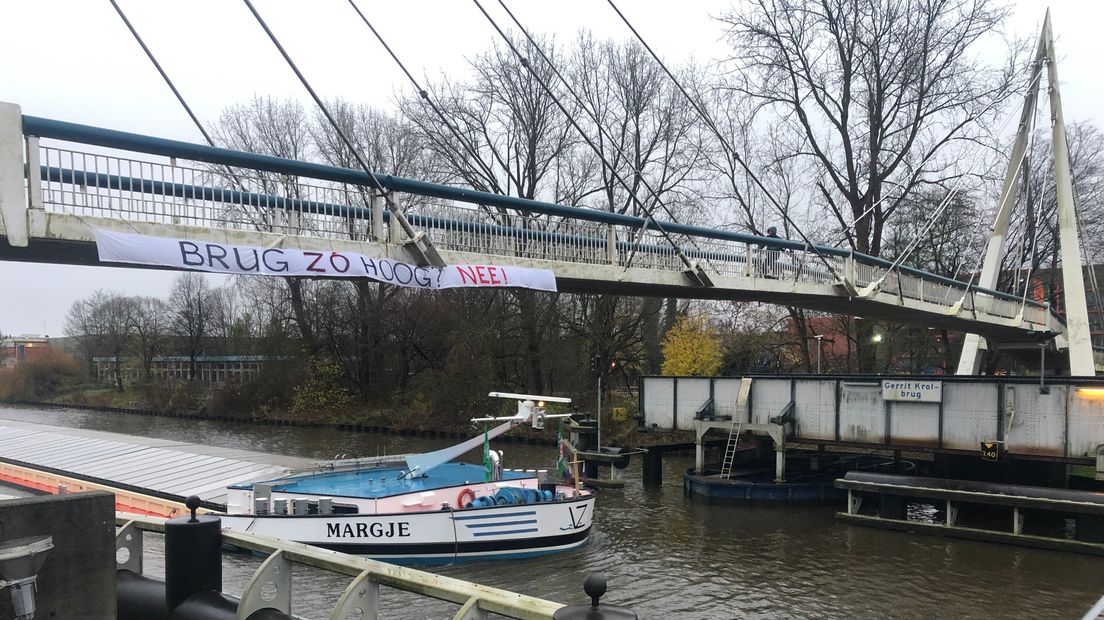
[326,521,412,539]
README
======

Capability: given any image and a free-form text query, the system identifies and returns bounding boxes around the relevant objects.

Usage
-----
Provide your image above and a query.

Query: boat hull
[219,494,595,564]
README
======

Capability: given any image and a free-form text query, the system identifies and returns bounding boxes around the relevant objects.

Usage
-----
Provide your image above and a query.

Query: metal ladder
[719,419,743,479]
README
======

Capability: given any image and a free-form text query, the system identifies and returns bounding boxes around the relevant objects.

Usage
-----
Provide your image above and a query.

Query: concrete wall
[0,491,115,619]
[642,375,1104,460]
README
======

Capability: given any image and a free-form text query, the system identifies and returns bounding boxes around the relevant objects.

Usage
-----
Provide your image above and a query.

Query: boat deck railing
[116,512,564,620]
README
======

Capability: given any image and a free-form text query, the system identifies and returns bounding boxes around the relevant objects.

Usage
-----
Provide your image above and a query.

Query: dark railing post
[164,496,221,612]
[553,574,638,619]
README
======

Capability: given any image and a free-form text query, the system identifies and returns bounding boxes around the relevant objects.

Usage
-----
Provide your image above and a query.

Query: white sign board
[881,379,943,402]
[92,228,557,292]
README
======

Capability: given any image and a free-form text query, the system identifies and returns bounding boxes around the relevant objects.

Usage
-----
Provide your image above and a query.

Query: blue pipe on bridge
[22,115,1043,309]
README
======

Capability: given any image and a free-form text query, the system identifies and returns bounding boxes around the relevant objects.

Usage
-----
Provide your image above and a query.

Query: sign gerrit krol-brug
[881,379,943,402]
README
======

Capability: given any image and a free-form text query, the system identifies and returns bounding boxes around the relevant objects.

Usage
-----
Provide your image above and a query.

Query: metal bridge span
[0,102,1063,350]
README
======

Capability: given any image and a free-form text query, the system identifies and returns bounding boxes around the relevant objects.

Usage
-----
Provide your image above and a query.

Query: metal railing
[116,512,563,620]
[21,114,1052,329]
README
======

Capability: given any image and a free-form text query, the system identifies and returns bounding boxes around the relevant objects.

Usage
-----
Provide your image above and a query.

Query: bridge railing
[19,114,1051,328]
[116,512,564,619]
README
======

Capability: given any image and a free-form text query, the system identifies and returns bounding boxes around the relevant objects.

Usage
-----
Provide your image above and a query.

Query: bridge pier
[0,102,28,247]
[694,419,787,481]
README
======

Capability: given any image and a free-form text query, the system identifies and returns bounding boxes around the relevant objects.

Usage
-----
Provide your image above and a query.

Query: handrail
[115,512,563,619]
[23,114,1045,309]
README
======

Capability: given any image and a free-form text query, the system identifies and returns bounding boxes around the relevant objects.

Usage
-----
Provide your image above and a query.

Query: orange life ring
[457,487,477,508]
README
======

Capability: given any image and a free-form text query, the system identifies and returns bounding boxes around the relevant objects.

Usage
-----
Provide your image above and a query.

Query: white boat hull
[219,493,595,564]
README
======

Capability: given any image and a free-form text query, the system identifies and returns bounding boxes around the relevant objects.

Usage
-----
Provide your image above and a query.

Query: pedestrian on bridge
[762,226,782,278]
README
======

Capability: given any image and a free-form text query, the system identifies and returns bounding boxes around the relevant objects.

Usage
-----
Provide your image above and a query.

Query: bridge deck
[0,106,1062,347]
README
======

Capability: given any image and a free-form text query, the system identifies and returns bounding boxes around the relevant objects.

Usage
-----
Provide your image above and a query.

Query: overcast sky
[0,0,1101,337]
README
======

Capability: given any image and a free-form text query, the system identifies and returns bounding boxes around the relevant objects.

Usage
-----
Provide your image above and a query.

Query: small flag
[482,426,492,482]
[557,428,566,477]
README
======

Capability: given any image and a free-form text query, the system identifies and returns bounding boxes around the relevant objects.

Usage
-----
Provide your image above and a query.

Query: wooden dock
[837,472,1104,555]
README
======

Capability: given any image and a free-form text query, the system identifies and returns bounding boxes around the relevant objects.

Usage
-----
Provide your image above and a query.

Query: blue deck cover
[231,463,534,499]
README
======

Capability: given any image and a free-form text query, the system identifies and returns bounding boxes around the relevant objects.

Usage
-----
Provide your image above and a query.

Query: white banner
[92,228,557,292]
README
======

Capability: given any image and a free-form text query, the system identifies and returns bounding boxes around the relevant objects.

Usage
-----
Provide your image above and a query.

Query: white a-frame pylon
[957,10,1095,377]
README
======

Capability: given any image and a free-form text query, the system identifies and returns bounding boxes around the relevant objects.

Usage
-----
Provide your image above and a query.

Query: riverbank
[8,383,689,448]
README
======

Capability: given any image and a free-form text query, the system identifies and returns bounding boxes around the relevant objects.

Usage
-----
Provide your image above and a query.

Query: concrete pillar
[0,102,28,246]
[371,191,384,242]
[694,422,706,474]
[0,491,116,619]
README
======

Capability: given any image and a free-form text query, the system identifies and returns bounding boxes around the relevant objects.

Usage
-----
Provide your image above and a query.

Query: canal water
[2,404,1102,619]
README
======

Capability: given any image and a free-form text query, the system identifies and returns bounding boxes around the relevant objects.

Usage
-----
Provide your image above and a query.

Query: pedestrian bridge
[0,102,1062,348]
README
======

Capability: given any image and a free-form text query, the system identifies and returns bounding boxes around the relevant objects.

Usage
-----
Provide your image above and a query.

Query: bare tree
[999,122,1104,293]
[63,290,131,391]
[128,296,167,383]
[311,101,429,398]
[64,296,99,376]
[168,273,212,380]
[401,36,581,392]
[210,96,319,351]
[721,0,1022,255]
[721,0,1023,370]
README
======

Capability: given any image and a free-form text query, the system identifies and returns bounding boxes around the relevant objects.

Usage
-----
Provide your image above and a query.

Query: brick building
[0,336,50,368]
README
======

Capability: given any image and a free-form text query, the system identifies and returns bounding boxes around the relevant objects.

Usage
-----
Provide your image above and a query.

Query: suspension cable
[110,0,276,232]
[841,68,1036,241]
[345,0,506,197]
[1071,142,1104,334]
[956,61,1049,307]
[493,0,721,273]
[604,0,845,284]
[242,0,444,266]
[470,0,703,276]
[108,0,216,147]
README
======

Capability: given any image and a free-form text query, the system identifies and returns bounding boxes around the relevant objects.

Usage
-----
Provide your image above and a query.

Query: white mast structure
[957,11,1095,376]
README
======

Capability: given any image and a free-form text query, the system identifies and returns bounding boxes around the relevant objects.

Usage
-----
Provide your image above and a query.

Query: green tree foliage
[291,357,353,414]
[660,315,723,376]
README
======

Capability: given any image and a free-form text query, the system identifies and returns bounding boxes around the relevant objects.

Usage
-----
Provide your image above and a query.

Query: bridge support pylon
[0,102,28,247]
[956,11,1094,377]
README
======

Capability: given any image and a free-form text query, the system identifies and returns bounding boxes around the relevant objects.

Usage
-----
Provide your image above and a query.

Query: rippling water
[3,404,1103,618]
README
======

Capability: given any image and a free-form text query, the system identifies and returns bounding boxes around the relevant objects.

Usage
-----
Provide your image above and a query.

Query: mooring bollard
[164,496,222,611]
[642,448,662,487]
[553,574,638,619]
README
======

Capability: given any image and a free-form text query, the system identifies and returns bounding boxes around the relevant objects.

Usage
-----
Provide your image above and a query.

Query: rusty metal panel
[643,377,675,430]
[1004,384,1066,457]
[942,383,999,450]
[837,382,883,444]
[1067,386,1104,457]
[674,378,711,431]
[751,379,791,425]
[712,378,743,420]
[888,401,940,447]
[794,379,835,440]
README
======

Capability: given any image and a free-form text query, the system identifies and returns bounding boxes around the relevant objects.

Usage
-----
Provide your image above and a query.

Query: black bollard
[165,496,222,611]
[553,574,638,619]
[642,448,662,487]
